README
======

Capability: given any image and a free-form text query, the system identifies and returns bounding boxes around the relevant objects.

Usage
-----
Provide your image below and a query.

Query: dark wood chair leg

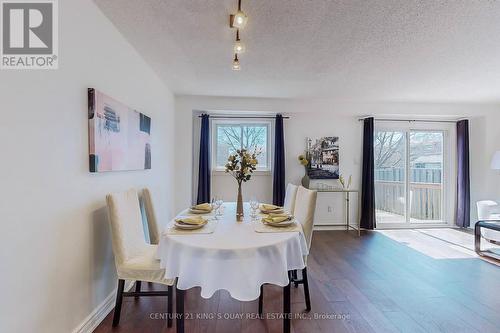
[176,287,185,333]
[135,281,142,299]
[302,267,311,312]
[258,285,264,316]
[292,270,298,288]
[283,272,291,333]
[112,279,125,327]
[167,285,173,328]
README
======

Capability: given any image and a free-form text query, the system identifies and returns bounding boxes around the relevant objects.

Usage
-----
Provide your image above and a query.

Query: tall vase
[301,174,310,189]
[236,182,244,221]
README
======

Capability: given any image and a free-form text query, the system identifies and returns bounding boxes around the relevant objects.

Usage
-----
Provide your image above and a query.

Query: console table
[308,187,360,236]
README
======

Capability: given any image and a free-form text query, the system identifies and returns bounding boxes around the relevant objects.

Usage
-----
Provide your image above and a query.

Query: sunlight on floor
[376,210,445,224]
[377,228,500,263]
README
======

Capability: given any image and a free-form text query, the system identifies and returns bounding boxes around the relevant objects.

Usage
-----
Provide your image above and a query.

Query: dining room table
[156,202,309,333]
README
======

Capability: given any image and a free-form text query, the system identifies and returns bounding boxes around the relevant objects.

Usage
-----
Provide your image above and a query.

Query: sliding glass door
[375,127,446,225]
[409,131,444,223]
[375,130,407,224]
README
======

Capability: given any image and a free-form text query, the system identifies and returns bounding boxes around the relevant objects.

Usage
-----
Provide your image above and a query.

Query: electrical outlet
[327,206,333,213]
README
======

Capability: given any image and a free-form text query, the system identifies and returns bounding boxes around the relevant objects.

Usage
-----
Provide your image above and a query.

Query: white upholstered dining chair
[141,188,160,245]
[106,189,174,327]
[290,185,317,311]
[283,183,299,214]
[259,185,317,314]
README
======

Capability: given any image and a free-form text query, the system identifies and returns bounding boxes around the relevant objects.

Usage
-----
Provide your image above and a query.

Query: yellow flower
[300,159,308,166]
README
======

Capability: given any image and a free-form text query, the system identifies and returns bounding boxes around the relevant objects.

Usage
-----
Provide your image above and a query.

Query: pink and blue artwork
[88,88,151,172]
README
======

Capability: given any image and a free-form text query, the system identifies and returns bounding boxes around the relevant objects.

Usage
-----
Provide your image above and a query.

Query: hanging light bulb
[232,54,241,70]
[230,0,248,29]
[233,30,246,54]
[232,11,248,29]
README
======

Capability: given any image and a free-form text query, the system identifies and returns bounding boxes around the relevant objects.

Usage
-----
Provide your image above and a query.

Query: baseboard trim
[72,281,134,333]
[314,225,350,231]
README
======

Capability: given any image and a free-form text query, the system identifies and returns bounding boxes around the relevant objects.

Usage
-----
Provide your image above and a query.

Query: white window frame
[211,119,273,174]
[374,121,456,229]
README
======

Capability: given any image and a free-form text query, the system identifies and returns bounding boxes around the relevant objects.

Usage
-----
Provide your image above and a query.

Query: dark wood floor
[94,231,500,333]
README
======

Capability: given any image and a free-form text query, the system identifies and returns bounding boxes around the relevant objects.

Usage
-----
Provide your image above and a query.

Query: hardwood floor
[94,230,500,333]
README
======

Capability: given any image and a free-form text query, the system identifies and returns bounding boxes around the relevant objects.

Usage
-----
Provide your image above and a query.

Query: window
[212,120,271,171]
[374,123,449,226]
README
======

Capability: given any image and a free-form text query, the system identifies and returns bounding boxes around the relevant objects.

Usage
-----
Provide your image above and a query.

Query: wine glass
[250,197,259,220]
[249,198,255,218]
[215,198,224,216]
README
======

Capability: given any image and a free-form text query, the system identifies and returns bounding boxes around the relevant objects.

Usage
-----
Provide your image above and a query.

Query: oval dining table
[157,202,309,333]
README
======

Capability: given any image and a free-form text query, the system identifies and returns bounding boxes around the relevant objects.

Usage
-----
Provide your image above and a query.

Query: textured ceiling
[95,0,500,102]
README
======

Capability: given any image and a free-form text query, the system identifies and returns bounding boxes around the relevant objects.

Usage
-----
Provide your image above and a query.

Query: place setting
[165,202,222,235]
[252,201,303,233]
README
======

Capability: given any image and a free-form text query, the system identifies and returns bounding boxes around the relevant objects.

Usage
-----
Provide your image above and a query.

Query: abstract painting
[306,137,339,179]
[88,88,151,172]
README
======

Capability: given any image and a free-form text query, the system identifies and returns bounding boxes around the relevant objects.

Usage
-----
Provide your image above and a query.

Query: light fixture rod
[238,0,241,11]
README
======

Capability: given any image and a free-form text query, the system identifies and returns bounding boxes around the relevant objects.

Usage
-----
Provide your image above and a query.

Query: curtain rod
[199,115,290,119]
[358,118,462,123]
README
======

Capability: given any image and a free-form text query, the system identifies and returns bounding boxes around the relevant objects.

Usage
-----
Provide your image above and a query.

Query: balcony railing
[375,167,442,222]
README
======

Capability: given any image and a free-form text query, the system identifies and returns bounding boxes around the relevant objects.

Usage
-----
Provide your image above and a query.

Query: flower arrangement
[297,152,311,187]
[298,154,309,167]
[225,148,260,184]
[225,148,261,220]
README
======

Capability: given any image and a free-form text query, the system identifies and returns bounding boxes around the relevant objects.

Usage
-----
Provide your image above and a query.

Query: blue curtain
[456,119,470,228]
[360,117,376,230]
[197,114,211,204]
[273,114,286,206]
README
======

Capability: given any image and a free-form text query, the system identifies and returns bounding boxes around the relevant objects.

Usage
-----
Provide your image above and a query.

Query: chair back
[294,186,317,250]
[142,188,160,244]
[283,183,298,214]
[106,189,148,265]
[477,200,499,220]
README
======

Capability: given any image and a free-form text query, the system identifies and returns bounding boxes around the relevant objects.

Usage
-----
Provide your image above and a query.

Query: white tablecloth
[157,203,308,301]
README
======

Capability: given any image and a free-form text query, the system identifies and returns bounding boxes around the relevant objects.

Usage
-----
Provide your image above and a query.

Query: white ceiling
[95,0,500,102]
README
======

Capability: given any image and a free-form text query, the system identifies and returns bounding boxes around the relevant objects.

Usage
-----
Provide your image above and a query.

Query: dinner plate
[263,220,295,227]
[174,220,208,230]
[189,208,212,214]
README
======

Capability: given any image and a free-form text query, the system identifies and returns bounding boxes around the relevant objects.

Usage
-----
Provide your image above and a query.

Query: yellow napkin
[268,213,289,218]
[262,215,291,224]
[175,216,206,225]
[260,204,281,211]
[191,203,212,211]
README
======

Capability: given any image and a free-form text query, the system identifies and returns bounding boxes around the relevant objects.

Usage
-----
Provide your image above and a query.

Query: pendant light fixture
[232,54,241,70]
[233,30,246,54]
[230,0,248,29]
[229,0,247,70]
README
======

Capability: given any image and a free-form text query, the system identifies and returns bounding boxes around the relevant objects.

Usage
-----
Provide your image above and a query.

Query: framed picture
[88,88,151,172]
[307,137,339,179]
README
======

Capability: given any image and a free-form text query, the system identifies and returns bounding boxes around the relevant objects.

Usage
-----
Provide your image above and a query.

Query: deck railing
[375,167,442,221]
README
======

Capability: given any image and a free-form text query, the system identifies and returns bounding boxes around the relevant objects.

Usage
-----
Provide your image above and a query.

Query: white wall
[470,109,500,224]
[0,1,175,332]
[175,95,499,228]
